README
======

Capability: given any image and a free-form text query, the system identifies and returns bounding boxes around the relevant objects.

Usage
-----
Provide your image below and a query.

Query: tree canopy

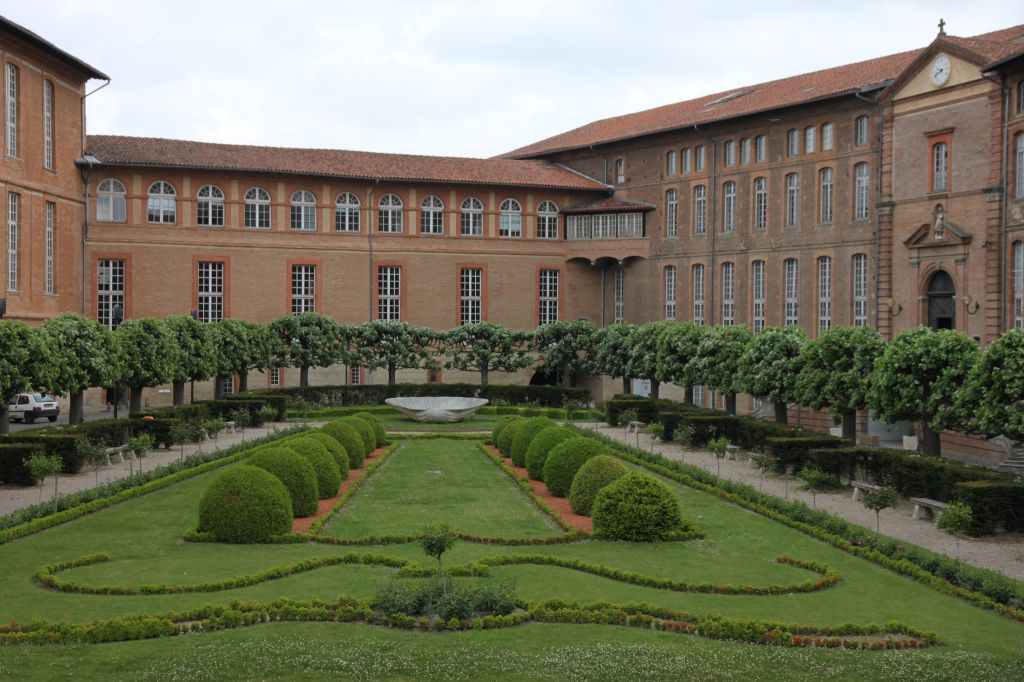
[534,320,598,387]
[443,322,533,385]
[738,325,807,405]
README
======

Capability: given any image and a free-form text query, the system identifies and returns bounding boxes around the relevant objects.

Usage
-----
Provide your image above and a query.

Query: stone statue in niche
[934,205,945,239]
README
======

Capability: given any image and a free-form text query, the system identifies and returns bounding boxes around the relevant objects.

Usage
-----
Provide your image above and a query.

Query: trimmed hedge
[304,431,350,478]
[954,481,1024,535]
[230,393,288,420]
[284,437,342,499]
[497,419,526,458]
[591,472,685,541]
[656,411,685,442]
[248,446,319,517]
[206,400,267,427]
[337,416,376,452]
[267,383,589,408]
[197,465,293,543]
[321,421,367,469]
[543,437,609,497]
[492,415,523,445]
[569,455,629,516]
[510,417,557,468]
[58,419,131,447]
[525,426,576,481]
[0,443,46,485]
[128,417,181,449]
[0,434,87,475]
[766,436,843,474]
[605,396,659,426]
[353,411,387,445]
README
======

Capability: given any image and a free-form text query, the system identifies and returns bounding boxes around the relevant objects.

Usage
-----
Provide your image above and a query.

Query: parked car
[7,393,60,423]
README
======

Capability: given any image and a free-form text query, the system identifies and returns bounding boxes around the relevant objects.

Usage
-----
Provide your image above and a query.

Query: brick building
[3,15,1024,460]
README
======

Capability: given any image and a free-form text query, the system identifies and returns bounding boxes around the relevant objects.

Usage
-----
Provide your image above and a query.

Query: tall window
[817,256,832,333]
[613,267,624,323]
[44,202,54,295]
[7,193,18,291]
[460,197,483,236]
[722,181,736,232]
[692,264,705,324]
[665,189,677,237]
[244,187,271,229]
[855,116,869,146]
[378,194,403,233]
[755,135,766,162]
[539,269,559,324]
[695,145,705,172]
[377,266,401,320]
[43,80,53,170]
[460,267,482,325]
[664,265,677,320]
[269,367,281,387]
[334,192,360,232]
[97,259,125,328]
[221,376,234,395]
[537,201,558,239]
[694,185,706,235]
[753,177,767,230]
[822,122,833,151]
[666,150,677,175]
[752,260,766,334]
[420,195,444,235]
[785,173,800,227]
[853,253,868,327]
[804,126,816,154]
[1014,241,1023,329]
[681,148,691,173]
[196,185,225,227]
[787,129,799,156]
[615,159,625,183]
[147,181,176,223]
[97,179,127,222]
[819,168,833,224]
[854,163,870,219]
[197,261,225,322]
[349,365,361,385]
[291,264,316,313]
[5,64,17,157]
[932,142,949,192]
[499,199,522,237]
[721,262,735,326]
[740,138,751,164]
[724,140,736,166]
[784,258,799,325]
[1016,133,1024,199]
[290,190,317,231]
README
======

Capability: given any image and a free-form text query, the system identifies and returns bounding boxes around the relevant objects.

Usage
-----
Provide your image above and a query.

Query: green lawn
[0,432,1021,680]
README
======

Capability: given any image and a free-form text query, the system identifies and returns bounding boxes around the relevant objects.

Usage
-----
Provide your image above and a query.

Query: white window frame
[197,261,225,322]
[664,265,677,320]
[97,178,127,223]
[222,375,234,395]
[615,158,625,184]
[196,185,225,227]
[5,64,17,158]
[291,264,316,313]
[721,262,735,326]
[1016,133,1024,199]
[805,126,816,154]
[694,185,706,235]
[854,163,870,220]
[666,150,677,175]
[244,187,272,229]
[755,135,766,162]
[539,269,559,324]
[269,367,281,387]
[499,198,522,238]
[44,201,54,295]
[819,168,833,224]
[613,267,624,323]
[817,256,832,333]
[822,123,834,151]
[855,116,869,146]
[696,145,705,172]
[147,181,176,224]
[460,267,482,325]
[377,265,401,320]
[740,138,751,165]
[378,194,404,233]
[787,129,799,156]
[290,190,317,231]
[97,259,125,329]
[43,80,53,170]
[933,142,949,192]
[7,192,18,292]
[335,192,360,232]
[420,195,444,235]
[349,365,361,385]
[723,181,736,232]
[537,201,559,239]
[786,173,800,227]
[460,197,483,236]
[724,140,736,166]
[754,177,767,230]
[681,148,691,173]
[1014,241,1024,329]
[752,260,766,334]
[692,264,705,324]
[784,258,799,326]
[853,253,868,327]
[665,189,677,238]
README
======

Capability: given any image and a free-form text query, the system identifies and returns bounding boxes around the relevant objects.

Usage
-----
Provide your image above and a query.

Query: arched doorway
[926,270,956,330]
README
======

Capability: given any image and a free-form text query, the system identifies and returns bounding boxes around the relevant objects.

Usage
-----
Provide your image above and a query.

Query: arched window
[855,116,869,146]
[804,126,816,154]
[147,181,176,224]
[681,148,691,173]
[786,173,800,227]
[852,253,868,327]
[927,270,956,330]
[784,258,799,325]
[244,187,271,229]
[460,197,483,236]
[721,262,735,325]
[97,178,126,222]
[1014,132,1023,199]
[854,163,870,219]
[822,122,834,151]
[1013,241,1023,329]
[694,185,706,234]
[499,199,521,238]
[665,189,677,238]
[537,200,559,239]
[692,264,705,324]
[755,135,766,162]
[722,181,736,232]
[787,129,800,156]
[751,260,766,333]
[724,140,736,166]
[196,185,225,227]
[932,142,949,192]
[740,138,751,164]
[420,195,444,235]
[753,177,767,230]
[819,168,833,224]
[695,145,706,171]
[666,150,677,175]
[335,192,360,232]
[664,265,677,320]
[817,256,832,333]
[290,190,317,231]
[378,193,403,233]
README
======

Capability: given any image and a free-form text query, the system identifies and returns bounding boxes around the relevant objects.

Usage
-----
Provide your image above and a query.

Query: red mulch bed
[291,446,388,534]
[482,444,593,534]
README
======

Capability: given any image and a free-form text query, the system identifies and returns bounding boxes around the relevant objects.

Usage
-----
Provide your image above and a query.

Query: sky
[5,1,1022,158]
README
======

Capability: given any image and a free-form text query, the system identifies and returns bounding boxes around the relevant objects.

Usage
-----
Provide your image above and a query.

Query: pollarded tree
[164,315,216,405]
[114,318,177,414]
[0,322,55,434]
[268,313,340,389]
[795,325,885,441]
[869,326,980,457]
[690,325,752,415]
[39,314,121,424]
[534,320,598,388]
[655,322,706,404]
[591,323,635,395]
[209,319,275,396]
[353,320,441,386]
[738,325,807,424]
[625,321,675,399]
[443,322,533,385]
[959,329,1024,442]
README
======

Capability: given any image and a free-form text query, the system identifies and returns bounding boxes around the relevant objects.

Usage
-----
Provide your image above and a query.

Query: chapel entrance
[926,270,956,330]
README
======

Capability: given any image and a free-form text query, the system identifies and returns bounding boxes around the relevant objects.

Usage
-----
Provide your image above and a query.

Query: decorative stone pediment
[904,206,972,249]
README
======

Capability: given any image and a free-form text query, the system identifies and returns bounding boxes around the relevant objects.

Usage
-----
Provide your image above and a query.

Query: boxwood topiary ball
[525,426,575,481]
[303,431,350,478]
[542,437,610,497]
[510,417,557,468]
[284,436,342,499]
[248,446,320,517]
[198,465,293,543]
[322,421,367,469]
[497,418,526,458]
[491,414,522,444]
[338,416,376,452]
[591,472,684,541]
[569,455,629,516]
[353,411,387,445]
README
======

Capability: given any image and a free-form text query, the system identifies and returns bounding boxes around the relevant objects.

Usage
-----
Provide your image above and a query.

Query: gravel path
[582,423,1024,582]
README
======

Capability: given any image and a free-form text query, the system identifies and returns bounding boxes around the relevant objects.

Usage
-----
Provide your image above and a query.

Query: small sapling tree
[418,523,457,595]
[81,441,107,485]
[26,453,62,510]
[862,487,900,542]
[707,437,730,477]
[937,502,973,565]
[230,407,251,438]
[797,466,829,509]
[128,433,155,474]
[203,418,225,441]
[169,422,194,461]
[645,422,664,451]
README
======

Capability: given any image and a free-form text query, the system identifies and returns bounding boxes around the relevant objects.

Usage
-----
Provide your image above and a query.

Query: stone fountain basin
[384,397,489,423]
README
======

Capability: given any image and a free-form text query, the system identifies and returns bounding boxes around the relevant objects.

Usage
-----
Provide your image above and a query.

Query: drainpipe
[78,78,110,317]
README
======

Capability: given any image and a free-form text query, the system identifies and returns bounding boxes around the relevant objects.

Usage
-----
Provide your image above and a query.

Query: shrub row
[954,480,1024,535]
[198,466,293,542]
[0,433,88,480]
[0,443,46,485]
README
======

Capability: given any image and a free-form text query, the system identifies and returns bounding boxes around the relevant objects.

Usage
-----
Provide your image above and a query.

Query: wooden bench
[910,497,948,522]
[850,480,881,502]
[102,445,130,466]
[625,421,646,434]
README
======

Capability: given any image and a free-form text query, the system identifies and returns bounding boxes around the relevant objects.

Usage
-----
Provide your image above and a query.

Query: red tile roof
[0,15,108,80]
[504,25,1024,160]
[84,135,609,191]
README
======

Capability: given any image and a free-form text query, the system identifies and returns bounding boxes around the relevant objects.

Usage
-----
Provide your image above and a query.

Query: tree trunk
[650,379,660,400]
[214,376,225,400]
[622,376,631,395]
[684,386,694,405]
[724,393,737,415]
[238,372,248,393]
[129,387,143,415]
[388,362,397,386]
[774,402,788,424]
[172,380,185,406]
[841,409,857,443]
[69,391,85,425]
[480,366,489,386]
[300,365,309,388]
[922,423,942,456]
[0,405,9,434]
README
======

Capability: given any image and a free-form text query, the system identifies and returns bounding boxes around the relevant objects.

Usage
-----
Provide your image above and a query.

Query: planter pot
[902,435,919,452]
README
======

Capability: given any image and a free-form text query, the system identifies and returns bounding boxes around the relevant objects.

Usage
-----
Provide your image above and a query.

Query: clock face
[931,55,951,85]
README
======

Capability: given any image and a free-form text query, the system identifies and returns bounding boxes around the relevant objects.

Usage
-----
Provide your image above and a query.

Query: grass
[0,430,1021,679]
